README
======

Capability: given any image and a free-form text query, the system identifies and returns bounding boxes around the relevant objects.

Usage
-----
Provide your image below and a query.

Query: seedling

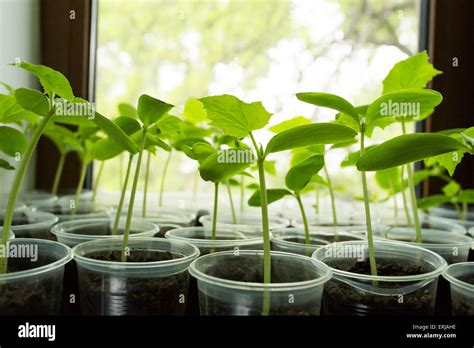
[199,94,357,314]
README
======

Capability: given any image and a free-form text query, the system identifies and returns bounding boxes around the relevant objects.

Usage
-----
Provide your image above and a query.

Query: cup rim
[271,227,365,249]
[313,240,447,282]
[72,237,200,269]
[199,213,289,228]
[189,249,332,291]
[1,210,58,232]
[165,226,263,247]
[442,262,474,292]
[0,238,72,281]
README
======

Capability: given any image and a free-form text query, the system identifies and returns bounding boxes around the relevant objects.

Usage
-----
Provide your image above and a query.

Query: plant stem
[92,160,105,203]
[192,170,198,202]
[212,182,219,240]
[323,164,338,226]
[142,151,151,218]
[295,193,309,245]
[159,150,172,207]
[72,159,88,215]
[461,201,467,221]
[240,174,245,213]
[119,153,124,188]
[51,152,66,195]
[360,130,378,277]
[400,166,413,226]
[121,128,147,262]
[388,178,398,224]
[401,120,422,243]
[112,153,133,236]
[226,181,237,224]
[249,132,271,315]
[1,111,55,274]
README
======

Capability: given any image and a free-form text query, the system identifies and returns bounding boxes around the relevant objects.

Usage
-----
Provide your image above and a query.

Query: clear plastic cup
[199,213,289,234]
[20,190,58,206]
[30,200,110,222]
[189,250,332,315]
[313,240,447,315]
[51,217,159,247]
[429,205,474,227]
[373,226,472,264]
[442,262,474,315]
[0,210,58,240]
[0,238,72,315]
[120,207,196,234]
[271,227,366,256]
[293,216,368,233]
[73,238,199,315]
[0,193,27,212]
[378,214,467,235]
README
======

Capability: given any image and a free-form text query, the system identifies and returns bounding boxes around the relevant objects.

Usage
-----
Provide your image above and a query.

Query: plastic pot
[442,262,474,315]
[0,210,58,240]
[293,216,368,233]
[189,250,332,315]
[0,193,27,212]
[271,227,366,256]
[30,200,110,222]
[199,213,289,234]
[429,205,474,227]
[20,190,58,206]
[313,240,447,315]
[73,238,199,315]
[0,238,72,315]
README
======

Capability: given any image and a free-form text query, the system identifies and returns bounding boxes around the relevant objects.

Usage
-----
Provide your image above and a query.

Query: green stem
[121,128,147,262]
[295,193,309,245]
[72,159,88,215]
[400,166,413,226]
[461,201,467,221]
[92,160,105,203]
[240,174,245,213]
[454,202,463,220]
[388,178,398,224]
[159,150,172,207]
[1,110,55,274]
[323,164,337,226]
[249,131,271,315]
[142,151,151,218]
[119,153,124,188]
[360,130,378,277]
[51,152,66,195]
[212,182,219,240]
[401,120,422,243]
[112,153,133,236]
[226,181,237,224]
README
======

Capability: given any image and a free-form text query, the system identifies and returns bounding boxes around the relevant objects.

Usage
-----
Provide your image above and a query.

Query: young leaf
[0,82,15,94]
[114,116,142,135]
[0,158,15,170]
[442,181,461,197]
[248,188,292,207]
[199,149,252,183]
[382,51,442,94]
[14,88,50,116]
[91,112,139,154]
[357,133,469,171]
[290,145,325,166]
[15,61,75,100]
[296,92,359,125]
[199,94,272,137]
[285,155,324,192]
[375,167,401,192]
[0,94,40,124]
[183,97,207,124]
[118,103,138,118]
[137,94,174,127]
[458,189,474,204]
[268,116,311,133]
[0,126,27,156]
[417,194,451,209]
[425,150,464,176]
[365,89,443,125]
[155,114,182,138]
[265,123,357,155]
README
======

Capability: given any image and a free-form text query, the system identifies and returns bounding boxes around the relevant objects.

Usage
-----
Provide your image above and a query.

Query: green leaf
[0,126,27,156]
[15,61,74,100]
[189,142,216,160]
[228,178,240,186]
[340,145,376,167]
[51,115,96,127]
[44,123,83,154]
[357,133,469,171]
[114,116,142,135]
[264,160,276,176]
[118,103,138,118]
[365,89,443,126]
[425,150,464,176]
[417,194,451,209]
[268,116,311,133]
[183,98,207,124]
[382,51,442,94]
[155,115,182,138]
[92,112,139,154]
[330,138,358,149]
[311,174,328,186]
[14,88,50,116]
[247,183,259,190]
[458,189,474,204]
[442,181,461,197]
[199,94,272,137]
[0,158,15,170]
[265,123,357,155]
[296,92,359,126]
[248,188,292,207]
[0,82,15,94]
[173,137,208,150]
[199,149,252,183]
[145,133,171,152]
[181,122,211,138]
[285,155,324,192]
[375,167,401,193]
[290,145,325,166]
[137,94,174,127]
[0,94,40,124]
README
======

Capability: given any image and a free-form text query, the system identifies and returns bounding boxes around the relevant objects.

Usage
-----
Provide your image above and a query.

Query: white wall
[0,0,41,195]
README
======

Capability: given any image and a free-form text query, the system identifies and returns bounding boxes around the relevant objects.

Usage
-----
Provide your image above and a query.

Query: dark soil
[78,249,189,315]
[194,210,210,226]
[283,237,323,245]
[0,256,63,315]
[196,255,321,315]
[323,259,437,315]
